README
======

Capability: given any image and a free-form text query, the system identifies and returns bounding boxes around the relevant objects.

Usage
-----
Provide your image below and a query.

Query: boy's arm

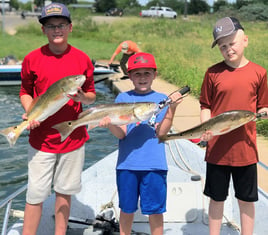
[200,108,213,141]
[109,45,121,64]
[20,94,40,130]
[200,108,211,123]
[156,92,183,137]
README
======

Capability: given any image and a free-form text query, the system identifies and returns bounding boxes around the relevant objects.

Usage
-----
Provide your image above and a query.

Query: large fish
[52,102,159,142]
[159,110,266,142]
[0,74,86,147]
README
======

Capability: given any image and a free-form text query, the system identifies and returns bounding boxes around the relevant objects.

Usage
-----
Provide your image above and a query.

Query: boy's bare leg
[149,213,163,235]
[22,203,42,235]
[208,199,224,235]
[119,210,134,235]
[238,199,255,235]
[54,192,71,235]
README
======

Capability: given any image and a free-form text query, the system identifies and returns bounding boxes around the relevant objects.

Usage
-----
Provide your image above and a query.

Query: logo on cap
[45,5,63,16]
[127,52,157,72]
[134,56,148,64]
[215,26,223,33]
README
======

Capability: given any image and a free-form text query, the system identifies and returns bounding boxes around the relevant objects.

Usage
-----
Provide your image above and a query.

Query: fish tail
[52,122,74,142]
[0,126,22,147]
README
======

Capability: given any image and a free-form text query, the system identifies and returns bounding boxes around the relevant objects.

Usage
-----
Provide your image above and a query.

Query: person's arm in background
[109,44,122,64]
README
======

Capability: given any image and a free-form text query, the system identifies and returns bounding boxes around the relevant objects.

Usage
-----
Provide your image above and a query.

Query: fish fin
[78,107,96,119]
[0,126,22,147]
[52,121,74,142]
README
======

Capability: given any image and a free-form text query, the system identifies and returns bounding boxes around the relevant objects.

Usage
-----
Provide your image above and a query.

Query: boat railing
[0,184,27,235]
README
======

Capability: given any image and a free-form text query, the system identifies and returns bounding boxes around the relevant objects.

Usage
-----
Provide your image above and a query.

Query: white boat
[2,139,268,235]
[0,63,120,86]
[0,65,21,86]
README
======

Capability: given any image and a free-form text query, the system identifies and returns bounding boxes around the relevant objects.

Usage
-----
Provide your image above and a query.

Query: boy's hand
[22,113,40,130]
[99,116,112,128]
[200,130,213,142]
[169,92,183,107]
[68,87,86,103]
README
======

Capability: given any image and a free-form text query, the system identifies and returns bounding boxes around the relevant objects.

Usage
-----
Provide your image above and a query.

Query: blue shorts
[116,170,167,215]
[204,163,258,202]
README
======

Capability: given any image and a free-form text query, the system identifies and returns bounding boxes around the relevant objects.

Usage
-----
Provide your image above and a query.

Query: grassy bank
[1,12,268,135]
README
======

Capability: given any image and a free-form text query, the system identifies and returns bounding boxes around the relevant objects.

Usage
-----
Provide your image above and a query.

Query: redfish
[0,75,86,147]
[159,110,265,142]
[52,102,158,142]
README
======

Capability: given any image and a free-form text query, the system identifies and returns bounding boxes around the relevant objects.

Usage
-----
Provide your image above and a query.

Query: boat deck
[6,140,268,234]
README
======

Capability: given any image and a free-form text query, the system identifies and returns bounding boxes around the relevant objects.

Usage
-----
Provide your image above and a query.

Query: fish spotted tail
[0,126,22,147]
[52,121,74,142]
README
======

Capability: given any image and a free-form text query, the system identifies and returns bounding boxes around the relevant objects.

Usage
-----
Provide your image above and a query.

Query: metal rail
[0,184,27,235]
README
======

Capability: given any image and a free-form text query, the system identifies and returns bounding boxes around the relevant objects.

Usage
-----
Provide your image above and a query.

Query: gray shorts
[26,145,85,204]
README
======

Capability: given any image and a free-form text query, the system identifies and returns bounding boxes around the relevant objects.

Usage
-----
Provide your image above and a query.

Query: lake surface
[0,82,118,225]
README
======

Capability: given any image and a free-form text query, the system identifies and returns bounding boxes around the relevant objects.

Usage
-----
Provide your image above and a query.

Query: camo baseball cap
[121,42,129,53]
[127,52,157,72]
[211,17,244,48]
[39,2,71,25]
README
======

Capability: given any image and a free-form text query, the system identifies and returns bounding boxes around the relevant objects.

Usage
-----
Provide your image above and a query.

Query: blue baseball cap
[39,3,71,25]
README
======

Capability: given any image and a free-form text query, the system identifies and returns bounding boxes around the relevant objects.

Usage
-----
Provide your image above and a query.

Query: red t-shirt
[200,61,268,166]
[20,44,96,153]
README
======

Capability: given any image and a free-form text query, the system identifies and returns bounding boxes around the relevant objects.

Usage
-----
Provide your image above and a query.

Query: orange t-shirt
[114,40,141,55]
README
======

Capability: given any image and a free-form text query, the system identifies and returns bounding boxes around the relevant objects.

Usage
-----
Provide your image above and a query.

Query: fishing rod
[148,85,191,127]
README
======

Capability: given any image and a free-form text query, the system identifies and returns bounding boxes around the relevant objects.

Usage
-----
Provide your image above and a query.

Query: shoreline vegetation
[1,11,268,136]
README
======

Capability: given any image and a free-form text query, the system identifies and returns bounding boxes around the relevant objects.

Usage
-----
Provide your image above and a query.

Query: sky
[138,0,148,6]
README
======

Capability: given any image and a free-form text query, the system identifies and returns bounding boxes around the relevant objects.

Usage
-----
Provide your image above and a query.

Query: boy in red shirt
[20,3,96,234]
[200,17,268,235]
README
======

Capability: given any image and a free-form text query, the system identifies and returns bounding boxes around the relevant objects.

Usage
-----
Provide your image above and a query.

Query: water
[0,82,118,225]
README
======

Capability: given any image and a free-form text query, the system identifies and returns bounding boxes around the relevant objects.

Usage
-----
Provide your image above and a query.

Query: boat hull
[6,139,268,234]
[0,64,119,86]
